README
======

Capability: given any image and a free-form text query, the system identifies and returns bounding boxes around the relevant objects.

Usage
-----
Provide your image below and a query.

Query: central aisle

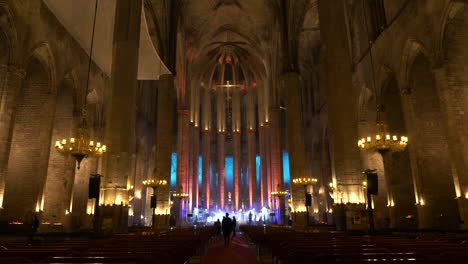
[204,234,259,264]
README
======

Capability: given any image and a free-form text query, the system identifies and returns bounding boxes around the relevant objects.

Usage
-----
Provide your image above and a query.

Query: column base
[152,214,170,228]
[98,204,129,234]
[457,197,468,230]
[291,211,308,227]
[333,203,367,231]
[416,204,431,229]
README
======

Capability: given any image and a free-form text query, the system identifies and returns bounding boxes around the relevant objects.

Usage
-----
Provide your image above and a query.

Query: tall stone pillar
[257,84,267,208]
[264,124,272,209]
[232,87,241,210]
[216,87,226,209]
[176,109,190,221]
[433,65,468,229]
[190,82,201,209]
[0,65,25,208]
[269,107,283,222]
[202,87,212,210]
[153,75,175,225]
[246,87,257,208]
[101,0,142,233]
[282,72,309,217]
[318,0,363,206]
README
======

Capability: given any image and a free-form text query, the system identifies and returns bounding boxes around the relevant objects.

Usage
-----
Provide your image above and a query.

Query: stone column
[0,65,25,208]
[202,87,211,210]
[318,0,363,206]
[257,83,267,208]
[433,65,468,229]
[101,0,142,233]
[152,75,175,226]
[190,83,200,209]
[281,73,309,219]
[176,108,190,221]
[269,107,283,222]
[232,87,241,211]
[216,87,226,209]
[246,87,257,208]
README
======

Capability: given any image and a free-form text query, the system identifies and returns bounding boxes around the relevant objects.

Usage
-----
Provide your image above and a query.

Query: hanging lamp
[357,12,408,155]
[54,0,106,169]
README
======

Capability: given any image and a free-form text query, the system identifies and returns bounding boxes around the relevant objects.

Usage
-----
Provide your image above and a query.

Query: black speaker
[305,193,312,207]
[366,172,378,195]
[150,195,156,209]
[88,175,100,199]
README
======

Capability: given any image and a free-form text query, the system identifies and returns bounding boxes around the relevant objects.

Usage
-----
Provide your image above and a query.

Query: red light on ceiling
[253,82,257,87]
[226,56,232,64]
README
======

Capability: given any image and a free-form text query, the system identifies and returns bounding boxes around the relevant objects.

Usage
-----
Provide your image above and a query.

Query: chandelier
[55,116,106,169]
[271,190,289,197]
[54,0,106,169]
[357,120,408,154]
[357,15,409,155]
[143,179,168,188]
[173,185,189,199]
[292,177,318,186]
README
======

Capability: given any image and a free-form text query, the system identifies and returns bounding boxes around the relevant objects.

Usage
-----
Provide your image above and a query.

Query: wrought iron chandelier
[143,179,168,189]
[173,185,189,199]
[357,117,408,154]
[54,0,106,169]
[292,177,318,186]
[357,11,408,155]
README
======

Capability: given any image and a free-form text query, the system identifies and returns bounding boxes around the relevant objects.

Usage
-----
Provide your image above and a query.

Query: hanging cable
[362,1,382,120]
[83,0,99,113]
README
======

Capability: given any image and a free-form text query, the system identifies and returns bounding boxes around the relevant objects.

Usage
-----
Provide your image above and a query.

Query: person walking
[232,216,237,237]
[214,219,221,236]
[221,213,232,246]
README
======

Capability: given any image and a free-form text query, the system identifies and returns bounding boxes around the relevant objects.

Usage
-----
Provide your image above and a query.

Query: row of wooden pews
[0,226,215,263]
[240,225,468,264]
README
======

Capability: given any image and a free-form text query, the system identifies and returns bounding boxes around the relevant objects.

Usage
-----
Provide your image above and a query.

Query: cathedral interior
[0,0,468,263]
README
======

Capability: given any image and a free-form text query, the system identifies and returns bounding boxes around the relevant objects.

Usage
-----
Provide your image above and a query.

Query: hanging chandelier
[271,190,289,197]
[54,0,106,169]
[292,177,318,186]
[357,12,408,155]
[143,179,168,188]
[357,119,408,154]
[173,185,189,199]
[55,116,106,169]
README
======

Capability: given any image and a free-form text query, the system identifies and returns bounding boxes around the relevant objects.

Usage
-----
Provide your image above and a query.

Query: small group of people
[214,213,237,246]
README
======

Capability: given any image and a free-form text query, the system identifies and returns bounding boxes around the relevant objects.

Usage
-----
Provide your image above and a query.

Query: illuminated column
[257,83,267,208]
[269,106,283,218]
[281,72,308,213]
[232,87,241,211]
[217,85,226,209]
[202,87,212,210]
[269,106,283,189]
[101,0,141,232]
[433,65,468,229]
[318,0,363,206]
[191,83,201,208]
[246,85,257,208]
[0,65,25,208]
[153,75,175,221]
[176,107,190,219]
[264,124,272,209]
